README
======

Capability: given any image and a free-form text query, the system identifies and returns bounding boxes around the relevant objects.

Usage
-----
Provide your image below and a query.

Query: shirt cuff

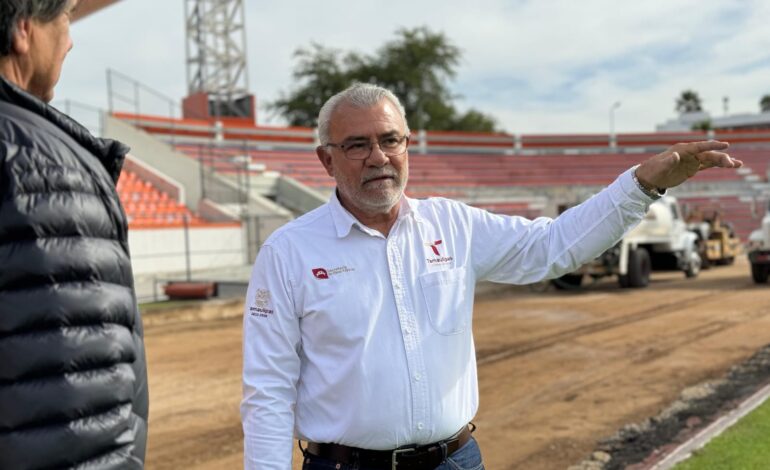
[613,166,659,207]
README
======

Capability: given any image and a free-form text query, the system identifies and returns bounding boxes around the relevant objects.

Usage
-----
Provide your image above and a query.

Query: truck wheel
[700,251,711,269]
[751,264,769,284]
[552,274,584,290]
[627,248,651,288]
[685,252,701,278]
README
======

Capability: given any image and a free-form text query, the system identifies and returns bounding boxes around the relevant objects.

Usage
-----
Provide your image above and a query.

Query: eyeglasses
[325,135,410,160]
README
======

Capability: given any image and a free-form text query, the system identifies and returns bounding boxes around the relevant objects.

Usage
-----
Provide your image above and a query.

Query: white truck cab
[748,200,770,283]
[554,196,700,289]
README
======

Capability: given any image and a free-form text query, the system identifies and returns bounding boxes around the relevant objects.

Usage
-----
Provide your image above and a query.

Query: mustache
[361,168,398,184]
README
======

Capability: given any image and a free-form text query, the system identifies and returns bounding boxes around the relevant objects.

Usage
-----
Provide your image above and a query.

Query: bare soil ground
[142,257,770,469]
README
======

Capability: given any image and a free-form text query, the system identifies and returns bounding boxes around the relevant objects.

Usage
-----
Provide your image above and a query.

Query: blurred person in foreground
[0,1,148,468]
[241,83,741,470]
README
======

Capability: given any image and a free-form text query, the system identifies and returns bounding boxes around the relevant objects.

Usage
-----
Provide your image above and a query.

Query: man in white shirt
[241,83,740,470]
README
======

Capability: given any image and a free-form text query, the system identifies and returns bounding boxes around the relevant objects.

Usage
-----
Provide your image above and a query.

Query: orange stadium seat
[117,170,225,229]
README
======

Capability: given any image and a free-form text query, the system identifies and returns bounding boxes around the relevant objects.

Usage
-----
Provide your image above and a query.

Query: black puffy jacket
[0,76,148,469]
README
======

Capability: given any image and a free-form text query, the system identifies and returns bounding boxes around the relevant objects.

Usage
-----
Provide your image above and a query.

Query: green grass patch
[675,396,770,470]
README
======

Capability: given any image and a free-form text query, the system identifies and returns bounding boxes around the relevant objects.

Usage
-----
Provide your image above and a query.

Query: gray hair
[317,83,410,145]
[0,0,71,57]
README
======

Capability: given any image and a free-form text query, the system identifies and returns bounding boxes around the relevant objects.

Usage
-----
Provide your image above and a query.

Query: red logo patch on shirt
[425,239,453,266]
[312,268,329,279]
[427,239,443,256]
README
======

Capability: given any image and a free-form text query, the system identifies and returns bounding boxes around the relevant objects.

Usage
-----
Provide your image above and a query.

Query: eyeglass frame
[322,134,411,161]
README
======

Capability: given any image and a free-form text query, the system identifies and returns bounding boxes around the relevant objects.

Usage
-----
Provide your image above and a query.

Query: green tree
[270,27,498,132]
[691,119,712,131]
[760,94,770,113]
[676,89,703,114]
[449,109,498,132]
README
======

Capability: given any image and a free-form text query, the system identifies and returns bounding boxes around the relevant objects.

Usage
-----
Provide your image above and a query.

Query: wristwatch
[632,165,666,200]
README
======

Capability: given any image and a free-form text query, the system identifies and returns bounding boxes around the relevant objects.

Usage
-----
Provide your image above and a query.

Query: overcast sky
[55,0,770,134]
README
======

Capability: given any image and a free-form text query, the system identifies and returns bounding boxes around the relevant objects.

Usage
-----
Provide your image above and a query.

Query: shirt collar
[328,190,421,238]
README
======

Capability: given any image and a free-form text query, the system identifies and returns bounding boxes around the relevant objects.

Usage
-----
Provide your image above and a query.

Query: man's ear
[12,19,32,55]
[316,146,334,177]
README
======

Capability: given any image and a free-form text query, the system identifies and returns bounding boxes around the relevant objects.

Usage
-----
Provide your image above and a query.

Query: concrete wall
[123,154,184,203]
[275,175,326,215]
[105,116,204,209]
[128,225,245,275]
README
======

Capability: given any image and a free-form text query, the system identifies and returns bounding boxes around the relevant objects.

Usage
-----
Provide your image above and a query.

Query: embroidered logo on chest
[424,239,454,265]
[311,265,355,280]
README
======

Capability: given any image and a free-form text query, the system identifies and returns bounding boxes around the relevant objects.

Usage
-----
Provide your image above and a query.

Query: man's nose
[366,142,389,166]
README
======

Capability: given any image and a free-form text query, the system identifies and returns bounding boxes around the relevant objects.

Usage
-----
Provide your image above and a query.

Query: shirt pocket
[418,267,472,335]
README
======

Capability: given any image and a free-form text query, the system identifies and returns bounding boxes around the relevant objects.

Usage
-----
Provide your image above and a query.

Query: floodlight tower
[183,0,255,122]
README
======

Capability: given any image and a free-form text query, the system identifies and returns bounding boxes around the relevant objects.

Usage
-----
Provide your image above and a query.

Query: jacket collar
[0,75,129,183]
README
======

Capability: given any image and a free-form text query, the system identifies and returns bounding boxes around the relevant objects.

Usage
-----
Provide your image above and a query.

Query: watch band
[631,165,665,200]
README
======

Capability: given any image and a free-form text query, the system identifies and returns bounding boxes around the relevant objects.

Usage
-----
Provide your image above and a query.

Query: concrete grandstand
[111,109,770,242]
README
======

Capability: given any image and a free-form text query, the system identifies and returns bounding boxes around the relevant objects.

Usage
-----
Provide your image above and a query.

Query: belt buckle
[391,446,416,470]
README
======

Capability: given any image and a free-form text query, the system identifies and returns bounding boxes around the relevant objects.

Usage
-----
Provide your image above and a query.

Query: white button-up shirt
[241,167,653,469]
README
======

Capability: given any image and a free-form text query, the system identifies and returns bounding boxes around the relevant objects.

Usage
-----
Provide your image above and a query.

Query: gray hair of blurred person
[317,83,411,146]
[0,0,71,56]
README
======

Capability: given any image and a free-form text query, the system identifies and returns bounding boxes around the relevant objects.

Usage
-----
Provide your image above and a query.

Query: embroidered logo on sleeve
[425,239,453,265]
[249,288,274,318]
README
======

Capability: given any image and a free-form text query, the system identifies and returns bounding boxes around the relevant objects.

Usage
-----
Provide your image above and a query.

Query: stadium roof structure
[72,0,121,22]
[657,110,770,132]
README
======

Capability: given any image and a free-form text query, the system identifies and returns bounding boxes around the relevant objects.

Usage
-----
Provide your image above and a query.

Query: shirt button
[414,373,422,381]
[404,327,411,335]
[417,422,424,430]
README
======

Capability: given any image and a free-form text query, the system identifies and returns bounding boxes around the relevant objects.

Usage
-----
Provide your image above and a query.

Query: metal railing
[120,112,770,156]
[106,68,182,120]
[104,69,770,156]
[52,99,105,136]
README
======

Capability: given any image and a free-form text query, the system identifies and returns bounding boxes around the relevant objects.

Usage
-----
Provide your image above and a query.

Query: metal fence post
[183,214,191,281]
[198,144,207,200]
[106,69,113,113]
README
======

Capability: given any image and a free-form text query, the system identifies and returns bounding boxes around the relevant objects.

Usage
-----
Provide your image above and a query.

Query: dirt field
[142,257,770,470]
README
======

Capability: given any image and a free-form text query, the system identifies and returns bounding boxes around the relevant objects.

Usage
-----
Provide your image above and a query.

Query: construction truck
[687,211,742,268]
[748,200,770,284]
[553,196,701,289]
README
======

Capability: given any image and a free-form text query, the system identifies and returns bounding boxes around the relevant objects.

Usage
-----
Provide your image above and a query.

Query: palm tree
[676,90,703,114]
[760,94,770,113]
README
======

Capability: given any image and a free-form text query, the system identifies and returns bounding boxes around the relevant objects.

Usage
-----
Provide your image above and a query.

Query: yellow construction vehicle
[687,211,741,268]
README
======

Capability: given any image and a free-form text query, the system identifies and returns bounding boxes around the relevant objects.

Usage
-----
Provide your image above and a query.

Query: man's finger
[695,151,742,168]
[687,140,730,153]
[675,140,730,155]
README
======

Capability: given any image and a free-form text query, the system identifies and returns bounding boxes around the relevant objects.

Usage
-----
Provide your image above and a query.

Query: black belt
[304,424,473,470]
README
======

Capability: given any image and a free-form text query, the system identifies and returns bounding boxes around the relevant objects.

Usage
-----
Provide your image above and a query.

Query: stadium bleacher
[117,169,209,227]
[115,112,770,240]
[174,145,756,190]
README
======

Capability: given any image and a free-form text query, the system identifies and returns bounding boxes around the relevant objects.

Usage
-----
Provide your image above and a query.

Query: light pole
[609,101,621,149]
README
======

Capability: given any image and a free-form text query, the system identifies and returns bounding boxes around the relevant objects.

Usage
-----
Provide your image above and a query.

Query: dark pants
[301,436,485,470]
